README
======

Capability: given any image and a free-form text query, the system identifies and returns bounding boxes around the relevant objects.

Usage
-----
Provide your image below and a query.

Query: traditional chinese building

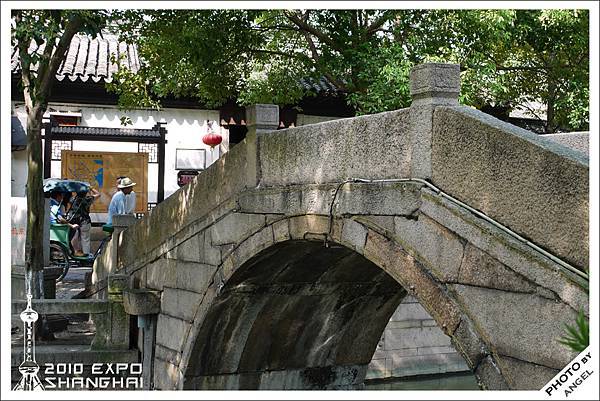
[11,34,353,216]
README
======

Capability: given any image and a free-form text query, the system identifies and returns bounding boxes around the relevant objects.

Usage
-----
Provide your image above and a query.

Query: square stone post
[91,273,130,350]
[409,63,460,179]
[107,214,137,273]
[246,104,279,136]
[93,214,137,299]
[109,214,137,268]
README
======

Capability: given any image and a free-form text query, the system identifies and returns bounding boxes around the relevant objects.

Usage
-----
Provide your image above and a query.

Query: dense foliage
[110,9,589,133]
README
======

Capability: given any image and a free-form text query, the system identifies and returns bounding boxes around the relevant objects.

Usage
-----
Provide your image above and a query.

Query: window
[175,148,206,170]
[47,111,82,126]
[52,115,79,126]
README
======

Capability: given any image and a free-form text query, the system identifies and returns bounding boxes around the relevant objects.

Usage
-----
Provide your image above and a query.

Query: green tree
[109,9,432,111]
[110,9,588,132]
[12,10,109,301]
[441,9,589,133]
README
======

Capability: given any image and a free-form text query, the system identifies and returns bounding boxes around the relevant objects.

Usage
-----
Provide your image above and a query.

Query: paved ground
[56,266,91,299]
[12,266,96,347]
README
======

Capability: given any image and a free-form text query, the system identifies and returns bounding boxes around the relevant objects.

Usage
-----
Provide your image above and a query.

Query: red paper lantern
[202,132,222,148]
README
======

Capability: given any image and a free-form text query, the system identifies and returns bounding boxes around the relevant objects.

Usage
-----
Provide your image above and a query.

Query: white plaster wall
[11,197,27,266]
[11,111,28,197]
[12,102,227,212]
[11,150,27,197]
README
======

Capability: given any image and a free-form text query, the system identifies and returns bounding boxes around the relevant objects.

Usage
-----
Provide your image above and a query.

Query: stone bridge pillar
[91,274,130,350]
[92,214,137,299]
[409,63,460,179]
[246,104,279,136]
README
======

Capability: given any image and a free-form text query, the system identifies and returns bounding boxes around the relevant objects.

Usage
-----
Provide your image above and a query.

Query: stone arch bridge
[93,64,589,390]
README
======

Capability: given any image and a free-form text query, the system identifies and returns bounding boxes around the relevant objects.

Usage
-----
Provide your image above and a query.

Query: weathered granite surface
[431,106,588,269]
[97,63,588,391]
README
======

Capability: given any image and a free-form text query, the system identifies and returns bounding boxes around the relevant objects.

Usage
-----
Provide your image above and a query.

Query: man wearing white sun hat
[107,176,137,226]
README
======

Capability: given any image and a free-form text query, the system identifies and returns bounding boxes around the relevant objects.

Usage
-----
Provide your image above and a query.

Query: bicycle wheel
[49,242,70,282]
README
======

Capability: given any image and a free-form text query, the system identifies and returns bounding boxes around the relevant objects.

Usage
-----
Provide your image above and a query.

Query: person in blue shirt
[107,177,136,226]
[49,192,64,225]
[49,191,84,256]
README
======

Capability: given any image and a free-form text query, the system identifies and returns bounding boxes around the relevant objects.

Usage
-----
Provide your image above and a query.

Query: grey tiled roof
[12,33,339,94]
[11,34,140,84]
[52,125,160,138]
[299,76,340,94]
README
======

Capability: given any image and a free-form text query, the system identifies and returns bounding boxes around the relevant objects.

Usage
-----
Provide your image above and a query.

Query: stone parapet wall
[543,132,589,155]
[259,108,412,186]
[296,114,342,126]
[431,106,589,269]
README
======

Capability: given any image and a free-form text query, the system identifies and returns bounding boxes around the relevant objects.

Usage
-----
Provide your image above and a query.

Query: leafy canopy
[109,9,589,133]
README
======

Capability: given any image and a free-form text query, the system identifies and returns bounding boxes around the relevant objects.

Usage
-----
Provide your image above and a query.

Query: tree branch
[249,48,301,59]
[302,30,320,62]
[302,10,310,22]
[14,11,34,113]
[517,101,546,123]
[38,13,83,100]
[251,24,300,33]
[352,10,359,31]
[254,12,281,27]
[34,12,59,98]
[495,65,546,73]
[366,11,394,35]
[323,72,348,93]
[290,11,348,93]
[284,11,341,52]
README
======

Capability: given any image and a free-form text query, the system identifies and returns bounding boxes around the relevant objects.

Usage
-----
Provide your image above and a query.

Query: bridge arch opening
[182,239,471,390]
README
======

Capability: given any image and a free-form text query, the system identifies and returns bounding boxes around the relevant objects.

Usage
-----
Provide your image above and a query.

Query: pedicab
[43,178,113,282]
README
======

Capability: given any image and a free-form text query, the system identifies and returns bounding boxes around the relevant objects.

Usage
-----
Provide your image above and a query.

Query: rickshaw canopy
[43,178,90,194]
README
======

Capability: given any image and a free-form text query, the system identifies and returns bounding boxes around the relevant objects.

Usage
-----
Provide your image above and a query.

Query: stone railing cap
[410,63,461,97]
[112,214,137,228]
[246,104,279,129]
[122,288,161,315]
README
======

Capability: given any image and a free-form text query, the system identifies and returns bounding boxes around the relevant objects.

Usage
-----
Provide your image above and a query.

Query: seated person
[49,191,85,256]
